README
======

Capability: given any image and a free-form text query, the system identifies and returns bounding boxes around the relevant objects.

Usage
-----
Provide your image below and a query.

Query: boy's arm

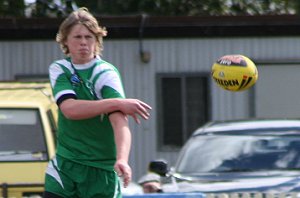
[109,111,132,188]
[59,98,151,123]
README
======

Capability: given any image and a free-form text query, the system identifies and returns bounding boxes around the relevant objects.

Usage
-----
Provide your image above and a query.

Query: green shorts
[44,155,122,198]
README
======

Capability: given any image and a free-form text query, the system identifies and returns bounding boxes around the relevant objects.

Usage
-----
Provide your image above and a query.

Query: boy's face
[65,24,96,64]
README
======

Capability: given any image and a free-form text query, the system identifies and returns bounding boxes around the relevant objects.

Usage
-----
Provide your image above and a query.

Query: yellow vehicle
[0,82,57,198]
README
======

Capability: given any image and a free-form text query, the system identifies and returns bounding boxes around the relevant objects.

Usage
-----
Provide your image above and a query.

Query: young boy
[44,7,151,198]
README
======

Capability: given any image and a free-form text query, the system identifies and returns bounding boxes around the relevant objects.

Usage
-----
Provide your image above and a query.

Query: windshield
[176,134,300,173]
[0,109,48,161]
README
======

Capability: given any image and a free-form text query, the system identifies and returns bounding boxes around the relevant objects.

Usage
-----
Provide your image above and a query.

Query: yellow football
[211,54,258,91]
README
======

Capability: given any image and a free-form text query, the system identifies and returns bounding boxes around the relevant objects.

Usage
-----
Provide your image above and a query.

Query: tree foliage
[75,0,300,16]
[1,0,300,18]
[0,0,25,17]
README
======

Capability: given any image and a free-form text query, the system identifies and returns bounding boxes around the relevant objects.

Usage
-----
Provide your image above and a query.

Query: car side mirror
[148,159,169,177]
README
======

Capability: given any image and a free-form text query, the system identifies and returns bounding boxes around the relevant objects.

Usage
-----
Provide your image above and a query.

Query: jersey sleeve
[93,63,126,100]
[49,62,77,106]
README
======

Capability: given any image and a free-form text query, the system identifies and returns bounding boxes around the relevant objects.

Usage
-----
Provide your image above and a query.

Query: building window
[156,73,210,149]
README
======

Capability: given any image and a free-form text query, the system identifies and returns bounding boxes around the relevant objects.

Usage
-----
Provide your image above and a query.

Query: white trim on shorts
[46,157,65,189]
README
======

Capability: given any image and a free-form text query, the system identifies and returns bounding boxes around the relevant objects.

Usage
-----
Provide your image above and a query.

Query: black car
[151,119,300,194]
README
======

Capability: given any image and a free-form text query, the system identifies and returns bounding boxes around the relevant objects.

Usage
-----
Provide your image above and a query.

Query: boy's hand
[114,160,132,188]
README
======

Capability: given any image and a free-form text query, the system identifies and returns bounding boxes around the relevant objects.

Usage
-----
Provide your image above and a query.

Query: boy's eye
[73,35,93,39]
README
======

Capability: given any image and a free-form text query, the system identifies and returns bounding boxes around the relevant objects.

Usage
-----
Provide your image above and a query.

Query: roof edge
[1,15,300,40]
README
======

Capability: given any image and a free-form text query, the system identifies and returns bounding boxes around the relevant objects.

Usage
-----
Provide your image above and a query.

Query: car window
[0,109,48,161]
[176,134,300,173]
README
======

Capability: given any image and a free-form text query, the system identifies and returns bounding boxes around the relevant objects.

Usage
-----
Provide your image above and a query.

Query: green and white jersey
[49,56,125,171]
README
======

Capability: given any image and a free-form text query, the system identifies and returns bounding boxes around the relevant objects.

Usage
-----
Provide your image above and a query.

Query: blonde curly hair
[56,7,107,56]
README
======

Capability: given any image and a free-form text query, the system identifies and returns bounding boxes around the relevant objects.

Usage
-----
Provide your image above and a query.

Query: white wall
[255,64,300,118]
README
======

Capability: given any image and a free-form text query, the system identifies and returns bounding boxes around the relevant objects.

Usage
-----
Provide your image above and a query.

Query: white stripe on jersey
[49,60,74,87]
[49,63,63,88]
[93,62,125,99]
[55,59,73,70]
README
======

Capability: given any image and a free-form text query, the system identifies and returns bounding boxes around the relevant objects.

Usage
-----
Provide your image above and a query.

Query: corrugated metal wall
[0,41,63,80]
[2,36,300,181]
